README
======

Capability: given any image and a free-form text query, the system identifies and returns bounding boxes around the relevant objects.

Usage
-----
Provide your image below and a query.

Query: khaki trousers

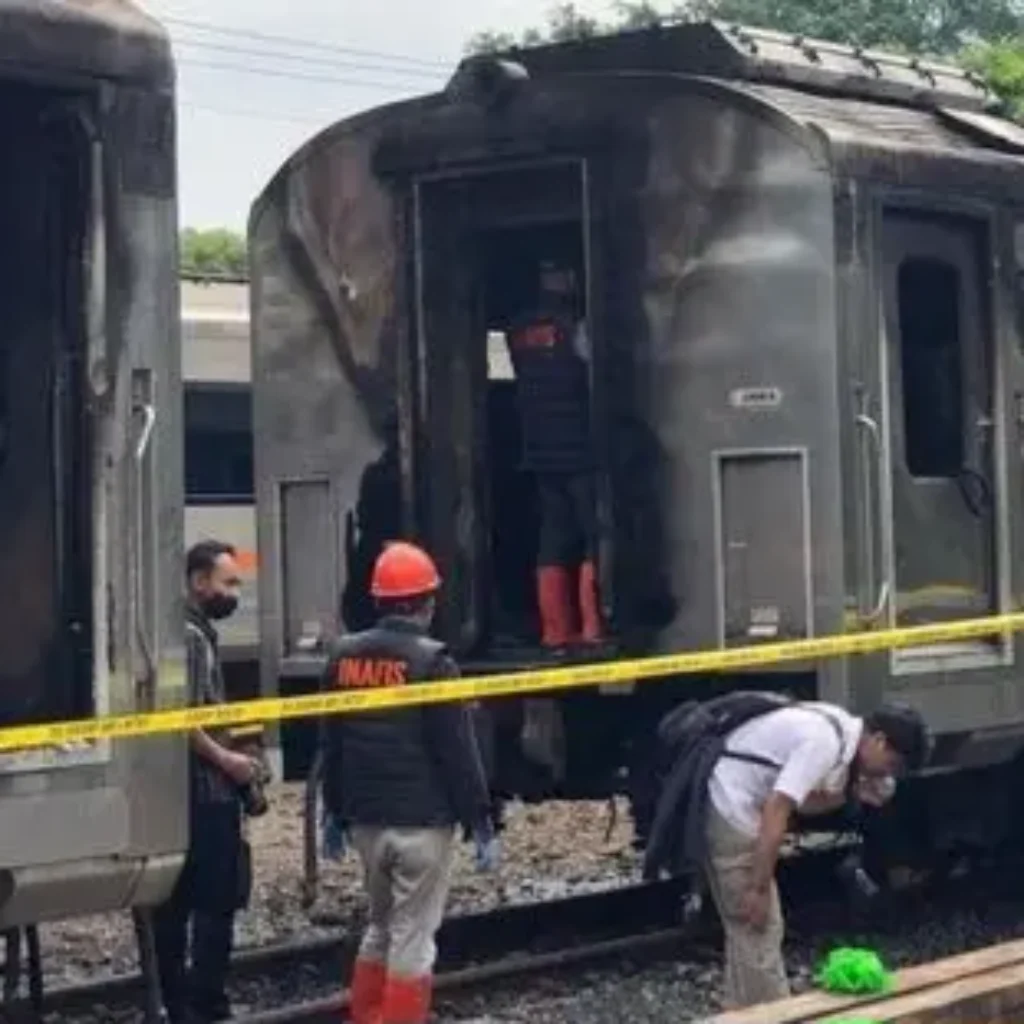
[349,825,456,978]
[704,807,791,1009]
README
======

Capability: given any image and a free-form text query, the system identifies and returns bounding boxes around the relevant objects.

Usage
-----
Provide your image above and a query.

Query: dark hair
[186,539,237,579]
[866,703,930,771]
[375,593,434,618]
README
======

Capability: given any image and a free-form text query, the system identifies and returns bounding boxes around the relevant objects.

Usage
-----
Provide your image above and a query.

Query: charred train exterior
[0,2,184,924]
[251,22,1024,847]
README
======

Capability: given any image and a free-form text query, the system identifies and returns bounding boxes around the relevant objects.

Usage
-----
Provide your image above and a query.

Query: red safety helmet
[371,541,441,600]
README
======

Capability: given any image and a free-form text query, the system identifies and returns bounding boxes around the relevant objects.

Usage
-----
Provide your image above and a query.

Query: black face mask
[201,594,238,621]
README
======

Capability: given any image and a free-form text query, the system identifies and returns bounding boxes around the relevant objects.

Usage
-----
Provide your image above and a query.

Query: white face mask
[854,774,897,808]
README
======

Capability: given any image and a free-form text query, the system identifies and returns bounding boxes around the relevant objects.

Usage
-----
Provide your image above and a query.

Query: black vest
[321,618,485,829]
[507,311,592,473]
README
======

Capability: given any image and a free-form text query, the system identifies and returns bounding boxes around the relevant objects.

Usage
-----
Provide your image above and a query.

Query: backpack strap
[719,704,850,774]
[721,750,782,770]
[802,706,850,772]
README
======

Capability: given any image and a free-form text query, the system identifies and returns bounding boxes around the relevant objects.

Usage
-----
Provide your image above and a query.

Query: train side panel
[0,0,186,926]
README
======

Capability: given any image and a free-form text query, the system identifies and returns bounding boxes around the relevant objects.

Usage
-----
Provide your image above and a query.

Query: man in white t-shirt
[705,701,928,1009]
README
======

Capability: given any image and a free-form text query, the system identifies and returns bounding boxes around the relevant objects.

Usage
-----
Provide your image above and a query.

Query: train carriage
[250,22,1024,862]
[181,275,259,670]
[0,0,185,926]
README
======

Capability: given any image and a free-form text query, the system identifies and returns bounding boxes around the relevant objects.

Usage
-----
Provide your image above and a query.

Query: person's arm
[799,788,849,816]
[421,654,492,831]
[185,626,253,785]
[748,791,795,899]
[743,732,842,929]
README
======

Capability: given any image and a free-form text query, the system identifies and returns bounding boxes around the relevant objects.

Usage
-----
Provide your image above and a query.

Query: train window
[184,384,254,505]
[896,257,964,478]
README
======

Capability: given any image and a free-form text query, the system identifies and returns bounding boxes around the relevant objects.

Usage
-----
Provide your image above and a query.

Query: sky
[139,0,623,231]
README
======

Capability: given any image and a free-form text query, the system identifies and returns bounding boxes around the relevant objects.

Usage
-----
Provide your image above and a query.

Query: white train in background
[181,275,259,674]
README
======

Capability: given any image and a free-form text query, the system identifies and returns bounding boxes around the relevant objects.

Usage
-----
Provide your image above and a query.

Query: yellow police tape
[1,611,1023,754]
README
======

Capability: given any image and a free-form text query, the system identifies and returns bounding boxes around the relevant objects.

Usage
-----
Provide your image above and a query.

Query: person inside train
[153,540,267,1023]
[693,700,928,1009]
[505,258,605,654]
[318,541,499,1024]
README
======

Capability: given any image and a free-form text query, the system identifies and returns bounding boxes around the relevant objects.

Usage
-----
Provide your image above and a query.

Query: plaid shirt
[185,603,236,805]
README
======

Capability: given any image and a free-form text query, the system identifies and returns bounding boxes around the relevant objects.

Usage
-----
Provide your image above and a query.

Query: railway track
[40,875,702,1021]
[234,926,712,1023]
[26,842,1023,1022]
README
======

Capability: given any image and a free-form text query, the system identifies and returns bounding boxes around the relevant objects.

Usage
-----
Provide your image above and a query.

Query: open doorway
[0,85,93,726]
[416,163,601,659]
[481,221,587,648]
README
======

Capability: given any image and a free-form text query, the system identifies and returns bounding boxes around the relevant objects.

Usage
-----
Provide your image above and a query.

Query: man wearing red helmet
[318,542,497,1024]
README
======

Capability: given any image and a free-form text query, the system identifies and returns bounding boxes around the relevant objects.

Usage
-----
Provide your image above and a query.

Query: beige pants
[704,807,790,1009]
[349,825,456,978]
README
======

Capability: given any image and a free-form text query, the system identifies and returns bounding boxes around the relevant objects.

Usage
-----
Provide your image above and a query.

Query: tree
[682,0,1022,56]
[963,37,1024,116]
[180,227,247,278]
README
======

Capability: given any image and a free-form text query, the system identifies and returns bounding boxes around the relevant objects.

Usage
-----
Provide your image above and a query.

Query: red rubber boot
[578,560,605,644]
[536,566,575,649]
[349,958,386,1024]
[379,973,431,1024]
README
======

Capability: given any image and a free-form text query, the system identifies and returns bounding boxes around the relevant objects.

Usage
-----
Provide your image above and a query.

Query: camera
[238,760,271,817]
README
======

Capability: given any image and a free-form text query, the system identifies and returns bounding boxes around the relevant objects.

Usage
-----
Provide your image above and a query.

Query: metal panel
[937,107,1024,155]
[587,86,840,654]
[0,789,129,867]
[250,105,409,690]
[279,479,335,656]
[0,5,187,926]
[745,84,976,152]
[0,1,173,89]
[714,449,811,646]
[505,21,988,111]
[879,210,1006,673]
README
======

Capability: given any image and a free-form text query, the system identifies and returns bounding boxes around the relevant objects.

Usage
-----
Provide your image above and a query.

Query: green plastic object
[816,946,894,995]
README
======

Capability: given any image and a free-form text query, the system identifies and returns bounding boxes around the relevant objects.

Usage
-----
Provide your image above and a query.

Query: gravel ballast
[29,781,1024,1021]
[36,782,638,989]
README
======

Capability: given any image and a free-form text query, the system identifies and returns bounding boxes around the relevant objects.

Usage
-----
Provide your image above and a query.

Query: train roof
[494,21,991,113]
[252,20,1024,224]
[0,0,172,88]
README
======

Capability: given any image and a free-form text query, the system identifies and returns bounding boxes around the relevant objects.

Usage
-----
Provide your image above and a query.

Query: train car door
[413,162,597,658]
[879,210,1003,669]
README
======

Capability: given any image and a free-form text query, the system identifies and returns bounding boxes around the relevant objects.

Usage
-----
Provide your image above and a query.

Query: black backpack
[631,691,795,849]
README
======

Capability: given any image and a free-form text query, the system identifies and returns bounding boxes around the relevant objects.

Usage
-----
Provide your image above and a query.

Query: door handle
[855,411,889,624]
[135,402,155,461]
[132,374,157,706]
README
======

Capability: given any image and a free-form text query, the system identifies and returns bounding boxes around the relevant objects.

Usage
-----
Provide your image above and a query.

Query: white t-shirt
[708,703,864,837]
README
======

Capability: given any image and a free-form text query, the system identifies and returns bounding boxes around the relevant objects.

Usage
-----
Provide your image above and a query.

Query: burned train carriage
[251,22,1024,855]
[0,1,185,927]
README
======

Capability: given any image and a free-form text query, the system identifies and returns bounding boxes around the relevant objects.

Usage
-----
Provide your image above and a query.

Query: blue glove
[473,826,500,873]
[322,811,347,861]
